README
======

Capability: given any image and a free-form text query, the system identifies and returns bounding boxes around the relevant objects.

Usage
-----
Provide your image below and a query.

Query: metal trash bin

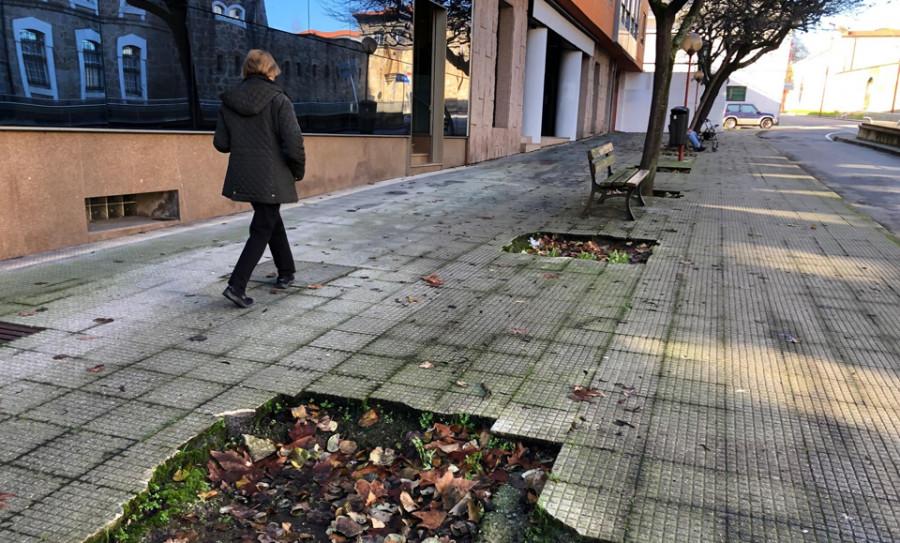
[668,106,689,146]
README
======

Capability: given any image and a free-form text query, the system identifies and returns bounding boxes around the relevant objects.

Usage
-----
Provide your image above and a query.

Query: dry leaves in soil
[200,403,553,542]
[526,234,652,263]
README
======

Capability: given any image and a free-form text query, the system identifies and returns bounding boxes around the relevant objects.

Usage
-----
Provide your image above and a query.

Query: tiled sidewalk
[1,131,898,542]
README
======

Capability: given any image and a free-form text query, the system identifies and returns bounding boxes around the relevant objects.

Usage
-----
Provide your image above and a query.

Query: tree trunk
[691,66,734,132]
[638,15,677,195]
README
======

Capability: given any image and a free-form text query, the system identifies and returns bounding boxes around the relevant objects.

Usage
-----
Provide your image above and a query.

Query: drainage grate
[0,321,45,344]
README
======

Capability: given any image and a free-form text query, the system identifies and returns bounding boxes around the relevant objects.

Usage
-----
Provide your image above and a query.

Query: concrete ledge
[833,133,900,157]
[857,122,900,149]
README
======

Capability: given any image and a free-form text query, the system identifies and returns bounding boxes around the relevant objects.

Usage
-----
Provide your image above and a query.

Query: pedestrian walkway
[1,131,898,542]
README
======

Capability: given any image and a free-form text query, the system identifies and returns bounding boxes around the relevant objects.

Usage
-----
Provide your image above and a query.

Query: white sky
[797,0,900,54]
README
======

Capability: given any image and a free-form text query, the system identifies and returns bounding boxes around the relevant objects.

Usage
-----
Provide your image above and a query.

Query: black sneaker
[223,286,254,308]
[696,146,706,152]
[274,274,295,289]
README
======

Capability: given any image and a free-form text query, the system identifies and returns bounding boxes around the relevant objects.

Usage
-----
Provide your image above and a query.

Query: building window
[70,0,98,15]
[726,85,747,101]
[619,0,639,38]
[213,1,246,27]
[118,0,145,19]
[13,17,58,99]
[117,34,147,100]
[82,41,103,92]
[76,29,105,98]
[21,30,50,89]
[122,46,141,96]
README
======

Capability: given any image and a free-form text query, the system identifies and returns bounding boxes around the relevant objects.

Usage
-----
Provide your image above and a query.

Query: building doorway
[411,0,447,166]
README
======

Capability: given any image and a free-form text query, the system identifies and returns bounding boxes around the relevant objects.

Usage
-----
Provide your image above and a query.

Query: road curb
[832,134,900,157]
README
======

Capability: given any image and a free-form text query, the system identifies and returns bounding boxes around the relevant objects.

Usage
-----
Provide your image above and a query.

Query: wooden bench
[581,142,650,221]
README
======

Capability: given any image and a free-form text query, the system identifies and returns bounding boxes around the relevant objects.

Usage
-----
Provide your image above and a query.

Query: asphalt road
[756,114,900,236]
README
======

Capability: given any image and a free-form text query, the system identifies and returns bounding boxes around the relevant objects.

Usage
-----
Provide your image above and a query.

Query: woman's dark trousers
[228,202,295,295]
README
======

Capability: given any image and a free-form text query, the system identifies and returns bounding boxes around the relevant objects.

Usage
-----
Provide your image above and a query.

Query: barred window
[20,29,50,88]
[82,40,104,92]
[122,45,141,96]
[726,86,747,102]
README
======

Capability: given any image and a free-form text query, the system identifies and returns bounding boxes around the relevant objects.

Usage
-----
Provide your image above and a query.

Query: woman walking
[214,49,306,308]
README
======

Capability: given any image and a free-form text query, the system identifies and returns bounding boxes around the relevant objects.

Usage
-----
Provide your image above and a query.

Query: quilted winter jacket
[213,74,306,204]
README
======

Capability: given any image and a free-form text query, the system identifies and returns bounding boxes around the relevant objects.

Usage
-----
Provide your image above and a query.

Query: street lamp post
[679,32,703,161]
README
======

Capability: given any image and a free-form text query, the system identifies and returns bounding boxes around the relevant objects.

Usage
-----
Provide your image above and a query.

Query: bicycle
[701,118,719,152]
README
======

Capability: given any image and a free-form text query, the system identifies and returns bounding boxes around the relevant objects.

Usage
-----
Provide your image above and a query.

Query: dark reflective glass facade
[0,0,470,135]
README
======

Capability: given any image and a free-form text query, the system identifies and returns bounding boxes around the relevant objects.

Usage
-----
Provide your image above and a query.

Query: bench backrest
[588,142,616,180]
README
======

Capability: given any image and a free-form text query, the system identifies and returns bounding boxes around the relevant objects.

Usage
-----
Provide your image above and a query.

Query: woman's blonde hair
[242,49,281,79]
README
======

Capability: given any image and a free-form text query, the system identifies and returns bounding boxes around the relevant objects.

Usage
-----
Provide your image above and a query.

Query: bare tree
[690,0,864,132]
[322,0,471,75]
[639,0,705,194]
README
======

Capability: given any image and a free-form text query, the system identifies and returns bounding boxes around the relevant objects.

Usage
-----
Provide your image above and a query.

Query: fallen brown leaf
[306,284,324,290]
[338,440,357,455]
[400,490,418,512]
[568,385,604,403]
[0,490,14,510]
[422,273,444,288]
[412,508,447,530]
[355,479,387,507]
[419,361,435,369]
[85,364,105,374]
[358,409,379,427]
